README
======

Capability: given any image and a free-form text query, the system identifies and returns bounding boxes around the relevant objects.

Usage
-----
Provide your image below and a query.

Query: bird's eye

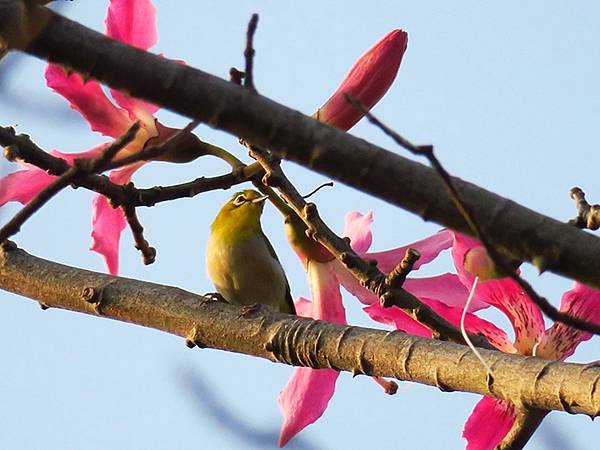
[233,194,246,206]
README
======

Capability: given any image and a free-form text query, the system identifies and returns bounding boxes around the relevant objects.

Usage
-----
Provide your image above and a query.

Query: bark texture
[1,241,599,418]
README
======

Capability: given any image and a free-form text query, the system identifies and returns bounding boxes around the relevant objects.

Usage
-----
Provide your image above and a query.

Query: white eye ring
[233,194,246,206]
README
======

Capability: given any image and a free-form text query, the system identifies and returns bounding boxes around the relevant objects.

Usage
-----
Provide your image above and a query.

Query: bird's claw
[239,303,264,317]
[203,292,226,303]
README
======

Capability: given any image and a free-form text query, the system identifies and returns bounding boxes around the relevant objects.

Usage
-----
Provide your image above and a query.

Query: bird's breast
[206,234,287,308]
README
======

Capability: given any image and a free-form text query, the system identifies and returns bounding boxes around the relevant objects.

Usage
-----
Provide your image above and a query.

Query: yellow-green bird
[206,189,296,315]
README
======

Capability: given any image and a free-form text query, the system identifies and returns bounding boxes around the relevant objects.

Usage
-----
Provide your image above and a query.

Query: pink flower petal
[451,231,483,289]
[0,145,109,207]
[367,229,453,273]
[306,261,346,323]
[90,164,142,275]
[278,368,339,447]
[278,261,345,446]
[50,146,107,164]
[364,298,515,352]
[363,301,431,338]
[537,282,600,360]
[45,64,132,138]
[105,0,157,50]
[315,29,408,131]
[463,397,516,450]
[404,273,487,311]
[0,168,56,206]
[105,0,160,120]
[293,297,313,318]
[343,211,373,254]
[475,278,545,355]
[336,262,378,305]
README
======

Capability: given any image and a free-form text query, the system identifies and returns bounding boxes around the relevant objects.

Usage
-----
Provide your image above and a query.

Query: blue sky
[0,1,599,448]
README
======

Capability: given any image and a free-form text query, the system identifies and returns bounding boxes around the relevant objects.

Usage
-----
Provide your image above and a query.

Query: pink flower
[314,29,408,131]
[278,211,454,446]
[0,0,198,275]
[366,231,600,450]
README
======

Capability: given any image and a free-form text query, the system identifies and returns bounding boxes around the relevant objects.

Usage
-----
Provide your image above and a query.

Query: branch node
[303,202,318,220]
[380,291,395,308]
[3,144,19,162]
[185,326,206,349]
[264,340,275,352]
[0,240,17,252]
[262,171,281,187]
[81,287,98,303]
[569,187,600,231]
[486,372,496,390]
[229,67,244,85]
[385,247,421,289]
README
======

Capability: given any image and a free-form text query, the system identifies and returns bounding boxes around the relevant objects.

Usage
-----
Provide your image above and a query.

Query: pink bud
[314,29,408,131]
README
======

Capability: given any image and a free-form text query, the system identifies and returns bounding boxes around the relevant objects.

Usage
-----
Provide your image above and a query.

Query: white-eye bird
[206,189,296,315]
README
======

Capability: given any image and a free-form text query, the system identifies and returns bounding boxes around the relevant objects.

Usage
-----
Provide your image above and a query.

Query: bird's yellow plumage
[206,190,296,315]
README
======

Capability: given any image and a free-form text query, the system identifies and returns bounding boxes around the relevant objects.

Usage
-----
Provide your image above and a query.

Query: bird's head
[211,190,269,238]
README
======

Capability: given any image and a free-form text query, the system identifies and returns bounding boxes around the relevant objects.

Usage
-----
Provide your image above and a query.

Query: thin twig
[348,95,600,336]
[0,123,140,242]
[0,126,262,208]
[105,120,200,171]
[569,187,600,230]
[385,248,420,289]
[85,121,141,171]
[122,204,156,265]
[243,13,259,93]
[302,181,334,199]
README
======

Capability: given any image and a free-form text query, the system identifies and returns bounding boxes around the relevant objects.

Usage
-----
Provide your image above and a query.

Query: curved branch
[13,5,600,291]
[0,241,599,418]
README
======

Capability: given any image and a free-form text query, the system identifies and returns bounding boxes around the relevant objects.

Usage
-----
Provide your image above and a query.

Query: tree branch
[10,5,600,291]
[0,126,262,207]
[347,99,600,334]
[0,241,598,418]
[0,122,140,242]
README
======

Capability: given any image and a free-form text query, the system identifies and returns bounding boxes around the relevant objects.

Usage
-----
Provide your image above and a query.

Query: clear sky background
[0,1,599,449]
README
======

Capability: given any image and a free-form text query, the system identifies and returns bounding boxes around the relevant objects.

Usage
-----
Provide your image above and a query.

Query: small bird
[206,189,296,315]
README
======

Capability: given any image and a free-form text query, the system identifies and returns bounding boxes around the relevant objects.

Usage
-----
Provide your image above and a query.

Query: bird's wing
[262,231,296,315]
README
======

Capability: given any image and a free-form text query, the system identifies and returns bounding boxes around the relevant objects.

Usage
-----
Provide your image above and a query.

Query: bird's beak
[252,195,269,204]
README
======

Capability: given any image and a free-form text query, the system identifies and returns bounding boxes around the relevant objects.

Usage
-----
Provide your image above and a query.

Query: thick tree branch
[0,241,599,418]
[9,5,600,291]
[348,101,600,334]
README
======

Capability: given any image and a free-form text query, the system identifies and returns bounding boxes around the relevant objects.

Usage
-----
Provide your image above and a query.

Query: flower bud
[314,29,408,131]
